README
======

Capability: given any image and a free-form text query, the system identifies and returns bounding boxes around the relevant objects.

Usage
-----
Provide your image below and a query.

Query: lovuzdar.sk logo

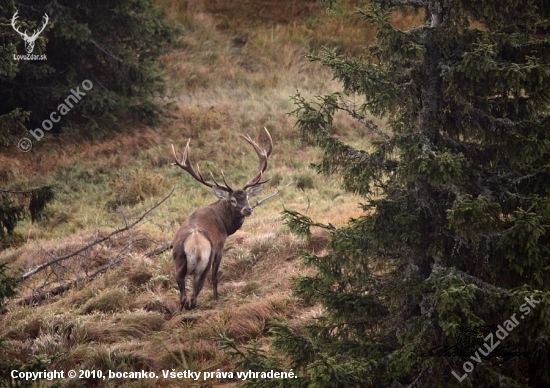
[11,11,49,61]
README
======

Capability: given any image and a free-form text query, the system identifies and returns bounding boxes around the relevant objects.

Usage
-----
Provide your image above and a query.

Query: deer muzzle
[242,206,253,216]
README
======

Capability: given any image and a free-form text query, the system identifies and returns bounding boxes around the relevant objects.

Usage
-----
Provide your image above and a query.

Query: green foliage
[0,108,29,148]
[0,261,18,311]
[0,0,175,148]
[0,354,56,388]
[28,187,55,223]
[0,261,21,387]
[218,331,308,388]
[432,275,483,337]
[224,0,550,386]
[293,173,315,190]
[446,195,503,243]
[0,186,54,241]
[0,195,24,239]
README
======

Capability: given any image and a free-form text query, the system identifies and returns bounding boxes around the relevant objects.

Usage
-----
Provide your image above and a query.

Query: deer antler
[172,128,272,192]
[241,127,273,190]
[171,140,233,192]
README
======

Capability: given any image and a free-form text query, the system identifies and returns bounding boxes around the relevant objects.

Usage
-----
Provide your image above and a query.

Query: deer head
[12,12,49,54]
[171,128,273,217]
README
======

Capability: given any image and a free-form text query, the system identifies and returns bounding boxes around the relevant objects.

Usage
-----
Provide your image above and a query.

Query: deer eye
[230,198,237,206]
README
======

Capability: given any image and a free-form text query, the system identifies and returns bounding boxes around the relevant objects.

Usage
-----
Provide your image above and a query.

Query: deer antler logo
[11,11,49,54]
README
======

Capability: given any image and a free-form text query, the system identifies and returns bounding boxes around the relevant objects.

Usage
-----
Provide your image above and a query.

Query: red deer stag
[171,129,273,310]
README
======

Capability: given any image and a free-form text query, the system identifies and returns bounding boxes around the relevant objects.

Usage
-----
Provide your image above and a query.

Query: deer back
[173,198,247,257]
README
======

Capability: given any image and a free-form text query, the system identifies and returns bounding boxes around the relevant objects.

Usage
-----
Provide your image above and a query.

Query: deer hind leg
[211,252,222,300]
[185,232,211,309]
[189,262,210,309]
[173,241,189,312]
[176,266,188,311]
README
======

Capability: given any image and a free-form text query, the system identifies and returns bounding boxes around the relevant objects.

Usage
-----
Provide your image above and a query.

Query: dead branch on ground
[15,190,173,305]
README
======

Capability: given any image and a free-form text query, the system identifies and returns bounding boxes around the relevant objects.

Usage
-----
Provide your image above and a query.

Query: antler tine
[220,170,234,191]
[171,140,213,188]
[251,172,271,186]
[207,170,233,192]
[241,127,273,190]
[171,140,232,192]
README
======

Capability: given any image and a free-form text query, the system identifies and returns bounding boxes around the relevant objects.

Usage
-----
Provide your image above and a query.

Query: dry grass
[0,0,415,386]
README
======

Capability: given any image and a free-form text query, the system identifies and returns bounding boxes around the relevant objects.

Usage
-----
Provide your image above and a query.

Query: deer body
[171,130,272,311]
[173,197,246,309]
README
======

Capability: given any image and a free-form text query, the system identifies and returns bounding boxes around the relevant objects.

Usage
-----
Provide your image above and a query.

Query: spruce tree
[0,186,54,244]
[0,0,174,147]
[223,0,550,386]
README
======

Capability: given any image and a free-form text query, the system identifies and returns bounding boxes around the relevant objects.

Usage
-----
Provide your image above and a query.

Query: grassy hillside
[0,1,390,386]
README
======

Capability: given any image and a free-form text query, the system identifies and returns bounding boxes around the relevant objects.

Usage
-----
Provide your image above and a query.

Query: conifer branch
[337,99,390,140]
[89,38,123,62]
[430,262,516,298]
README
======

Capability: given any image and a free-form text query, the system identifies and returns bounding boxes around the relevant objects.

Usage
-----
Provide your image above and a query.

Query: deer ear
[246,184,263,198]
[213,186,230,200]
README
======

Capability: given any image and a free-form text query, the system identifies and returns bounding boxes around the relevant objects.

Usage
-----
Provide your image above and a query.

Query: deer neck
[217,200,246,236]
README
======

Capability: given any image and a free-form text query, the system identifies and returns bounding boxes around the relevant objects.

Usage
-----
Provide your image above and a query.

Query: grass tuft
[108,169,166,209]
[81,288,130,314]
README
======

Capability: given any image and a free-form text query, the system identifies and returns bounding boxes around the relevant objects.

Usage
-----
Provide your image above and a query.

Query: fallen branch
[16,258,123,306]
[252,182,293,208]
[20,189,174,280]
[0,186,52,195]
[144,241,173,257]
